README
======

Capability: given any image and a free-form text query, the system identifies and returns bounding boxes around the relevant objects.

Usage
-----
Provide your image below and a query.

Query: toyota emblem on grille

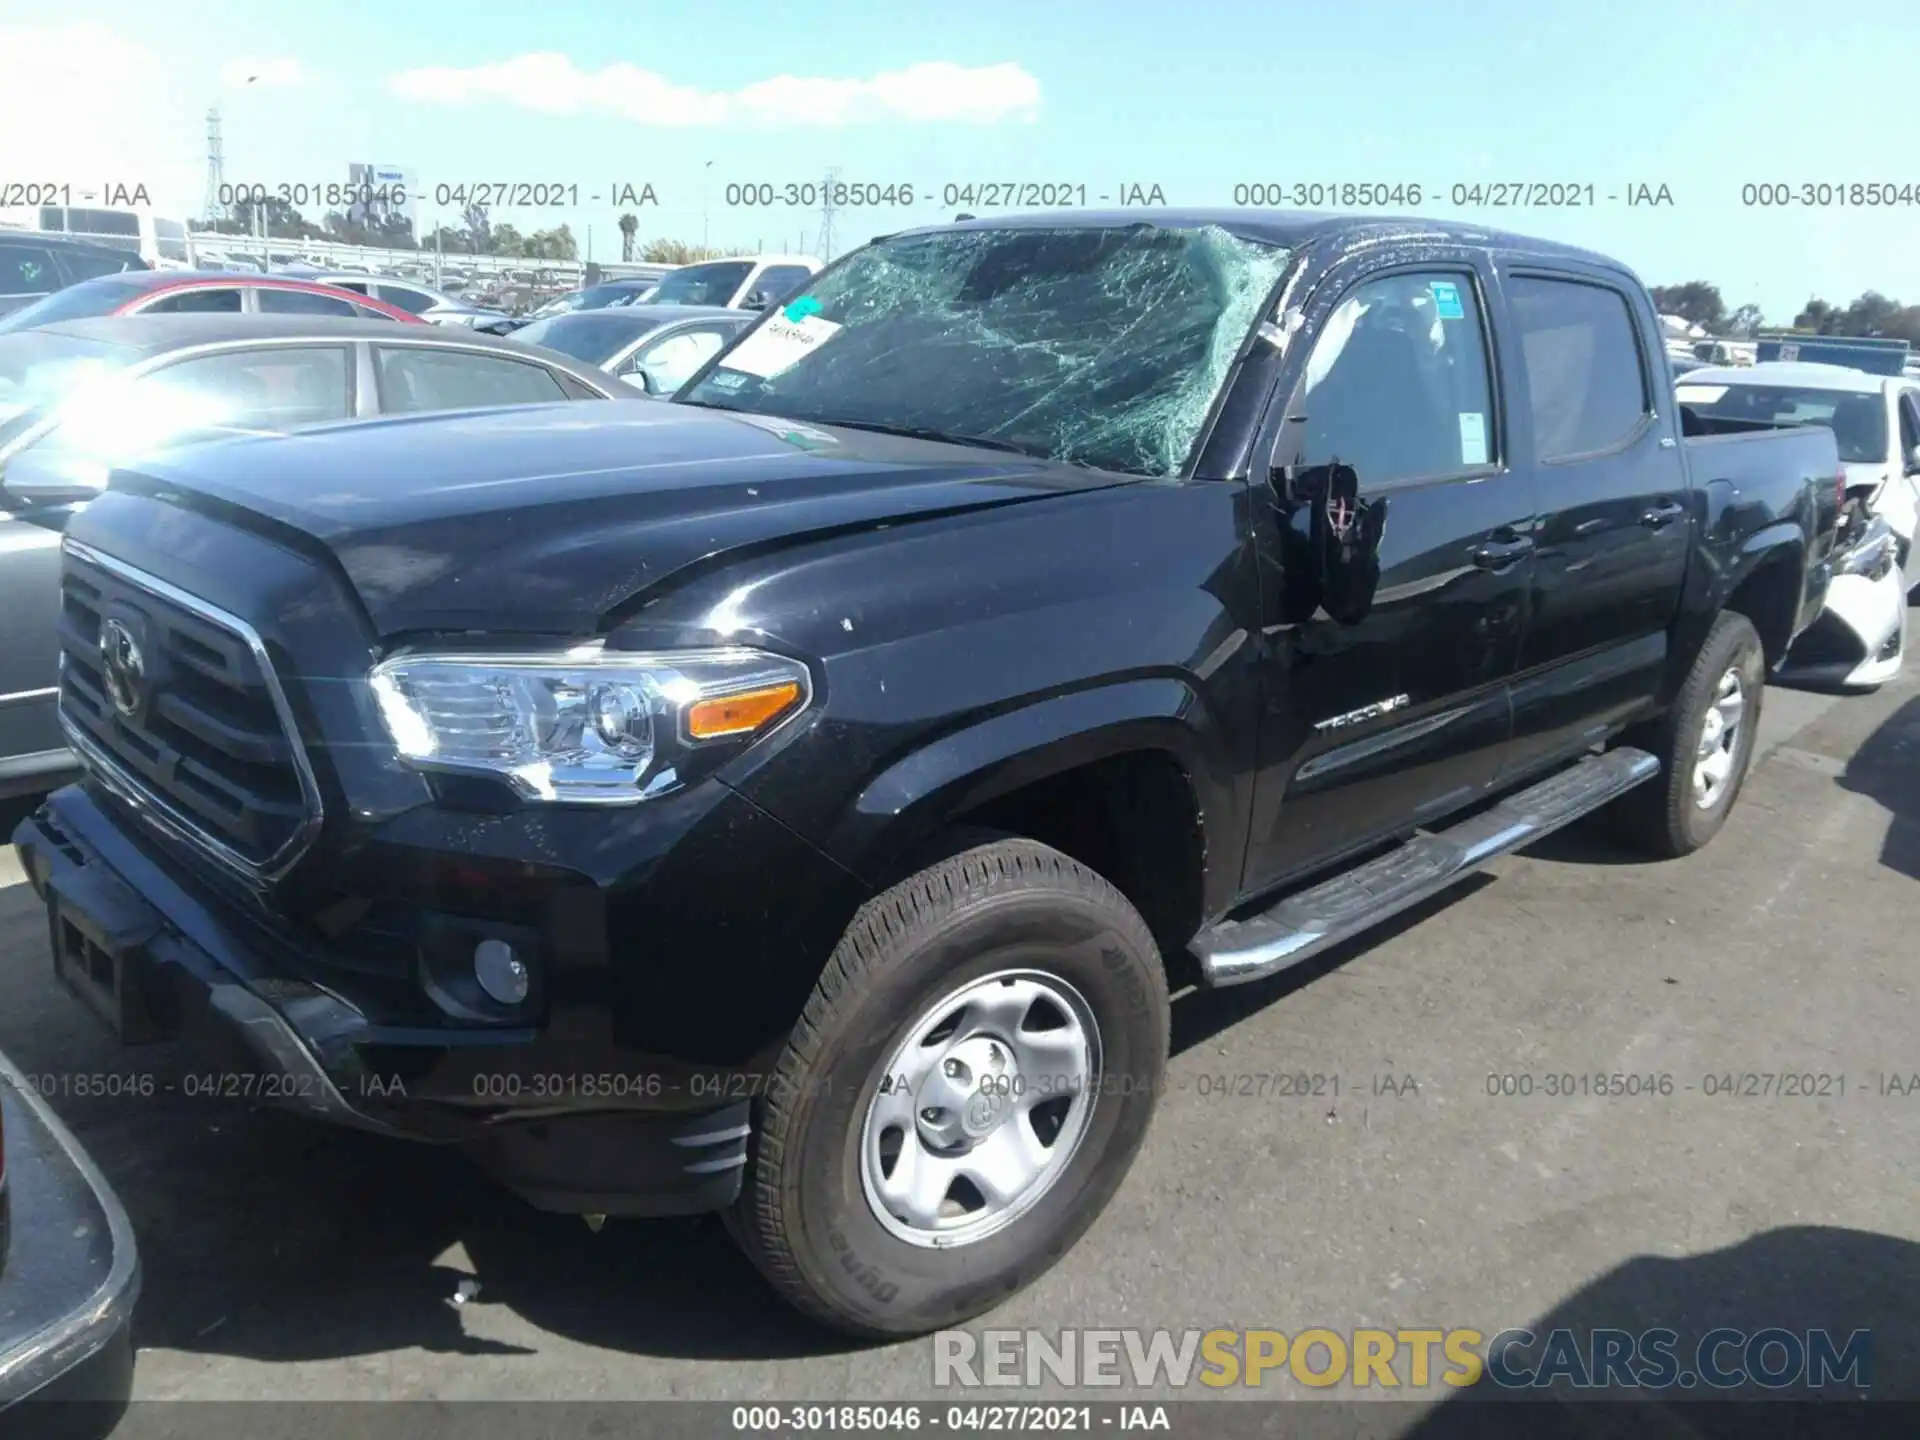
[100,618,146,719]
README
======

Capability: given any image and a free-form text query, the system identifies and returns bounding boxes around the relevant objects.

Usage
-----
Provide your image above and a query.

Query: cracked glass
[677,224,1291,477]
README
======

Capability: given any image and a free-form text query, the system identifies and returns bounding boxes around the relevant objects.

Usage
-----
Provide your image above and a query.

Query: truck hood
[119,400,1134,636]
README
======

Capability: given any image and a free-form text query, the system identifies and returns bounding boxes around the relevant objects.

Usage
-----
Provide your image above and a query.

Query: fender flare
[819,676,1235,896]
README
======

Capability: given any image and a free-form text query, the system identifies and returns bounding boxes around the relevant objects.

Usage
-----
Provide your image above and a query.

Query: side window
[0,243,61,296]
[1294,270,1497,488]
[1506,276,1651,462]
[329,280,372,295]
[142,287,243,314]
[1900,392,1920,463]
[375,284,437,315]
[257,288,359,317]
[627,325,736,393]
[374,347,570,414]
[31,347,353,463]
[753,265,814,304]
[351,301,403,323]
[58,249,139,283]
[140,347,354,428]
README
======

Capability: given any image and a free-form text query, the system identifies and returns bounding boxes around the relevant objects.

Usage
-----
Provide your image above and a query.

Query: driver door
[1240,249,1537,893]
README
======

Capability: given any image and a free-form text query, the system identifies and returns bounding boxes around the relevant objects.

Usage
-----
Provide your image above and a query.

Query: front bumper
[1779,565,1908,690]
[10,788,759,1217]
[0,1046,138,1421]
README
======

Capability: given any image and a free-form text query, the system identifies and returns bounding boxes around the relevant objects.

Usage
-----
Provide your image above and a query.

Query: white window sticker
[1674,384,1729,406]
[717,314,842,380]
[1458,411,1488,465]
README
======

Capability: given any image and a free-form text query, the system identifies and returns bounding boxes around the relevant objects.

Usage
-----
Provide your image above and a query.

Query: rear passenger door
[1498,267,1691,780]
[1241,250,1536,893]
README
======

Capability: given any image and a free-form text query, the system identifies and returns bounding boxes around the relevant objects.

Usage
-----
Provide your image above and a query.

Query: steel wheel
[859,968,1101,1249]
[1693,666,1746,810]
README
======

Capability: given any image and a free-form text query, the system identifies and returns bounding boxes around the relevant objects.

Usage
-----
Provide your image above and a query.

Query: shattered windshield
[675,225,1291,477]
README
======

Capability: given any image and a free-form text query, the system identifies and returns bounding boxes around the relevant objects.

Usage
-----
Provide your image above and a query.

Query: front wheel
[1610,610,1766,857]
[726,837,1169,1337]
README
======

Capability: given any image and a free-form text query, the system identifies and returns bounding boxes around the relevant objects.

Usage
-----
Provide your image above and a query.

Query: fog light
[474,939,530,1005]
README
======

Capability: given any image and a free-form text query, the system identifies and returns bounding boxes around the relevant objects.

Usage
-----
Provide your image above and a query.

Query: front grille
[57,541,321,877]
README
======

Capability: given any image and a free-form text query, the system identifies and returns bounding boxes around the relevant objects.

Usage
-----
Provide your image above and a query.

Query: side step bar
[1191,747,1660,988]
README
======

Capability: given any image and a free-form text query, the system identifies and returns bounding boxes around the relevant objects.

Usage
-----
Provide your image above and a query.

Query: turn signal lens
[687,681,803,739]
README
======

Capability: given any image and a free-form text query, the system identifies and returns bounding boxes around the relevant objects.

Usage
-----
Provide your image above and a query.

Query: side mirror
[0,445,108,506]
[1906,442,1920,476]
[742,290,770,311]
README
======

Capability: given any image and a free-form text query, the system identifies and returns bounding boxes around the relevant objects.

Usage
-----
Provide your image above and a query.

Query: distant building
[347,164,417,236]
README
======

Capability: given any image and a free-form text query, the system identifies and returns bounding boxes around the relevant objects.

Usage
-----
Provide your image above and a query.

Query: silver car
[0,314,635,796]
[302,271,512,330]
[511,304,753,395]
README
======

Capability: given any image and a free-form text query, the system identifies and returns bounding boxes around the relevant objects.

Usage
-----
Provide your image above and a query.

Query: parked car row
[0,315,635,800]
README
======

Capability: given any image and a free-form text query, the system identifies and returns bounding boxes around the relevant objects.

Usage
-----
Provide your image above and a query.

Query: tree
[619,212,638,262]
[462,204,490,255]
[1648,281,1726,333]
[639,238,749,264]
[1723,303,1764,338]
[1791,292,1920,345]
[193,196,322,242]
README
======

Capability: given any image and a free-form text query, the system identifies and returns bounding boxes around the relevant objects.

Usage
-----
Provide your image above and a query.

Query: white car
[1679,363,1917,689]
[1678,362,1920,597]
[637,254,822,311]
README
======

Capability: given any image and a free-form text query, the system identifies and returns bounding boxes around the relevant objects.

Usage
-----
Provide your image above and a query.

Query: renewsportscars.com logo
[932,1327,1872,1391]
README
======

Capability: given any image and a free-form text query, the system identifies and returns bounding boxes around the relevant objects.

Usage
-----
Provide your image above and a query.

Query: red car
[0,271,422,333]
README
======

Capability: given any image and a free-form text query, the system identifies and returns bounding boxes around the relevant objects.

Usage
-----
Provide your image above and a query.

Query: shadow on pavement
[0,869,863,1370]
[1398,1225,1915,1437]
[1834,694,1920,880]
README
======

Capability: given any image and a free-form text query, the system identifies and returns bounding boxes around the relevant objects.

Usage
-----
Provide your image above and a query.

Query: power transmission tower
[203,108,226,222]
[817,166,841,260]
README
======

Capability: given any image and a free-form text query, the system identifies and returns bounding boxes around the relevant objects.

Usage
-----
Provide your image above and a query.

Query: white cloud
[0,24,201,216]
[220,56,309,90]
[389,55,1041,127]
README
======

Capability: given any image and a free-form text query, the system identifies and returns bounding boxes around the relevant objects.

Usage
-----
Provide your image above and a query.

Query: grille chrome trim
[57,538,324,884]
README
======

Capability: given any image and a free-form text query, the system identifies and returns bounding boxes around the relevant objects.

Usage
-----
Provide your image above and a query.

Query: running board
[1191,747,1660,988]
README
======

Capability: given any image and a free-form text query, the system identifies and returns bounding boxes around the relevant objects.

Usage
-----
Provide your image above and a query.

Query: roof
[33,313,571,355]
[54,269,358,294]
[0,230,148,259]
[885,208,1621,268]
[525,303,744,329]
[1681,361,1892,395]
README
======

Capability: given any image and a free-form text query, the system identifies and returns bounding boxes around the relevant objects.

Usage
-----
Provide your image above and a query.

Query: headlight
[368,644,811,804]
[1837,516,1896,580]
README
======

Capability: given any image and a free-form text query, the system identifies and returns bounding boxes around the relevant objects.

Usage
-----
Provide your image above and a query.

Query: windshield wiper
[809,418,1053,459]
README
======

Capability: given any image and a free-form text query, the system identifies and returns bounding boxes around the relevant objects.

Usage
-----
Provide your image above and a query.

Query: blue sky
[8,0,1918,319]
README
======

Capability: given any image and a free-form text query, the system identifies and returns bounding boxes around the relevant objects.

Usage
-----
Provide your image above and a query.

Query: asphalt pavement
[0,625,1914,1418]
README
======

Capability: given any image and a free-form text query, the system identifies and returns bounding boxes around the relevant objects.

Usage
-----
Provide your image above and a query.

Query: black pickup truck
[11,211,1842,1338]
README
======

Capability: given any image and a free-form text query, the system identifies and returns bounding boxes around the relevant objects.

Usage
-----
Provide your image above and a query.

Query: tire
[1610,611,1766,858]
[726,836,1169,1337]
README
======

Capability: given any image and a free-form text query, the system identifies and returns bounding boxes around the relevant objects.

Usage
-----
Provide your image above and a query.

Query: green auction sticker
[784,295,823,323]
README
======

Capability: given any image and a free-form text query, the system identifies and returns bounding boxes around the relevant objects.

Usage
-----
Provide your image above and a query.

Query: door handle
[1471,535,1535,569]
[1641,499,1686,527]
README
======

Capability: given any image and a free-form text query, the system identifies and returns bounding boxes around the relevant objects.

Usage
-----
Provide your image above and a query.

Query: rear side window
[375,284,437,315]
[754,265,814,303]
[374,346,570,413]
[258,288,359,317]
[0,243,60,296]
[1506,276,1650,462]
[142,287,242,314]
[58,249,141,282]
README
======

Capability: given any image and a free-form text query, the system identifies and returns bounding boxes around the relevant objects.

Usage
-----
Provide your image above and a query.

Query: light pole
[702,160,714,252]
